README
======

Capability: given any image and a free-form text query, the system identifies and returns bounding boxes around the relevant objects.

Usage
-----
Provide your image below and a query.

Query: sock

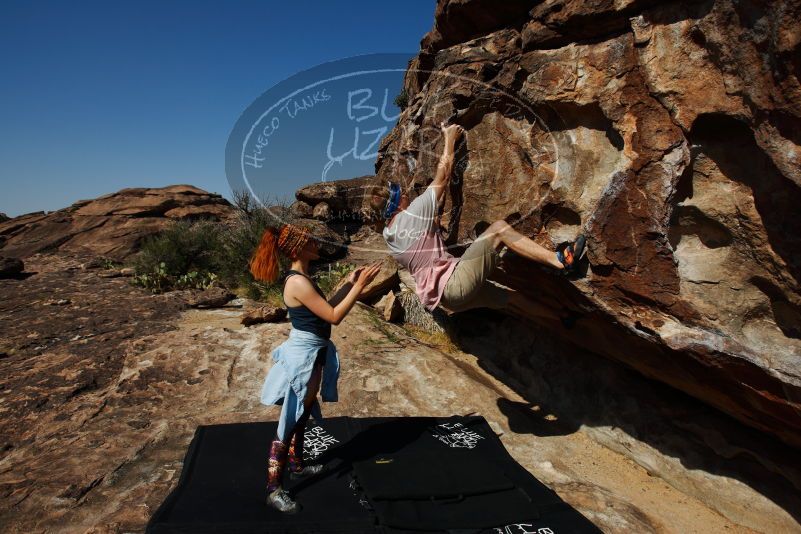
[266,435,288,493]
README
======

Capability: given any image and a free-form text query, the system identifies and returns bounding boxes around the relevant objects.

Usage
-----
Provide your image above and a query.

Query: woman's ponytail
[250,226,281,283]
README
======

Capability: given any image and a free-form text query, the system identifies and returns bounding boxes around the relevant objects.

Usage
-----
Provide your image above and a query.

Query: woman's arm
[326,281,352,307]
[288,262,382,325]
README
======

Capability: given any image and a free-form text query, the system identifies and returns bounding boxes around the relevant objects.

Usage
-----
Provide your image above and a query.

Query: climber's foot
[266,487,301,514]
[556,234,586,274]
[289,463,326,479]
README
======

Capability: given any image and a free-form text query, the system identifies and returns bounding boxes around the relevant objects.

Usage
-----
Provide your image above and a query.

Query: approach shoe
[289,463,326,479]
[266,487,301,514]
[556,234,586,274]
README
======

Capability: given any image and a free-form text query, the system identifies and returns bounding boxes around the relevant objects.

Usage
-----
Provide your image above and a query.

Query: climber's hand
[440,121,465,144]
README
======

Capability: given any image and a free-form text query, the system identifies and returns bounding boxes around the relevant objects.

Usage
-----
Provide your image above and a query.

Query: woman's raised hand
[348,261,382,288]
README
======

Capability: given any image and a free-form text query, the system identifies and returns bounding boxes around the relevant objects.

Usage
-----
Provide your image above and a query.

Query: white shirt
[382,187,438,255]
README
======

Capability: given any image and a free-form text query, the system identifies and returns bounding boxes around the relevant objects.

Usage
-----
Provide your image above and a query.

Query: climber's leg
[440,233,504,311]
[484,220,565,270]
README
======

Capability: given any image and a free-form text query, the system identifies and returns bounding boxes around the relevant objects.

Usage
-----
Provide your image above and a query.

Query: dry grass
[401,323,459,353]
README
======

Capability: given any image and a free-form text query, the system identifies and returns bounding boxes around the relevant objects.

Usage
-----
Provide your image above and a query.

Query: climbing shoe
[266,487,301,514]
[289,463,326,479]
[556,234,586,273]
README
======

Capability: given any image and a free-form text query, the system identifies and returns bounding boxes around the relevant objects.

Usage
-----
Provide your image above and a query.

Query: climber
[368,121,586,327]
[250,223,382,513]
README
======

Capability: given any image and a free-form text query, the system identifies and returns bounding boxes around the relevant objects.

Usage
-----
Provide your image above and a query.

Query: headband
[383,181,402,219]
[278,224,311,257]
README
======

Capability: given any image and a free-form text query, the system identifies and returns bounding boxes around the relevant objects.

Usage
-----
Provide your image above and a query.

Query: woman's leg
[266,436,289,493]
[288,363,323,473]
[267,365,322,513]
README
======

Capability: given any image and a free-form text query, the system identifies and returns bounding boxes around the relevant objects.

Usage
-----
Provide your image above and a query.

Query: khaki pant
[440,236,511,312]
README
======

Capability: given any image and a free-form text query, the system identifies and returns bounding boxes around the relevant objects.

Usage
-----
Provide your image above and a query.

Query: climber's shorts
[439,235,511,312]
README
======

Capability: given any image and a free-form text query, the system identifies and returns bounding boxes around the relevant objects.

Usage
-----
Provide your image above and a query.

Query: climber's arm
[429,123,464,210]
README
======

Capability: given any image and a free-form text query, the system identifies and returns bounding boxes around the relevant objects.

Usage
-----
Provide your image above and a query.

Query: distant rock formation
[295,175,374,223]
[0,185,235,260]
[371,0,801,447]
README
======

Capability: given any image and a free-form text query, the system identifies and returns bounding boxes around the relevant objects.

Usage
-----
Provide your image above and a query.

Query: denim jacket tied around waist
[259,327,340,441]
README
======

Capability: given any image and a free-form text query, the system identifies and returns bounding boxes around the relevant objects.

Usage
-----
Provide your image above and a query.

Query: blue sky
[0,1,434,217]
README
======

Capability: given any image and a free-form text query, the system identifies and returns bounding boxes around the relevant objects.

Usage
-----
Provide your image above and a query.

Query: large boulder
[0,256,24,278]
[0,185,235,260]
[374,0,801,447]
[296,175,374,222]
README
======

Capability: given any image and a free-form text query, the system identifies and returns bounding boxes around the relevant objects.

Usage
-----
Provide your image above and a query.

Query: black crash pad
[146,415,600,533]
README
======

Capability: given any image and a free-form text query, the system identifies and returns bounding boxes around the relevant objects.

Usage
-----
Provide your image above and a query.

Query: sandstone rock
[382,291,403,322]
[0,256,23,278]
[119,267,135,277]
[312,201,331,221]
[81,256,114,270]
[184,287,235,308]
[296,175,374,222]
[0,185,234,260]
[375,0,801,447]
[240,305,287,326]
[289,200,313,218]
[373,291,392,314]
[302,219,348,258]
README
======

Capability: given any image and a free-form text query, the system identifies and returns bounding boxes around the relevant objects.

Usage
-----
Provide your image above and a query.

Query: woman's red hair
[249,224,312,283]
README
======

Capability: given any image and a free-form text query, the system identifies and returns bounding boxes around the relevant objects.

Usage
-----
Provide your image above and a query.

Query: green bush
[133,219,223,278]
[129,191,351,300]
[130,191,298,297]
[394,88,409,110]
[313,261,356,296]
[132,262,172,293]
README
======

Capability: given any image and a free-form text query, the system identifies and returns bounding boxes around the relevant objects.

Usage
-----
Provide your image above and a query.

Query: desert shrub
[131,262,172,293]
[313,261,356,296]
[130,190,346,300]
[133,219,223,277]
[394,88,409,110]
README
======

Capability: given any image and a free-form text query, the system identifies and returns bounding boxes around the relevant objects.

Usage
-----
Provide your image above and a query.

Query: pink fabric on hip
[393,229,458,312]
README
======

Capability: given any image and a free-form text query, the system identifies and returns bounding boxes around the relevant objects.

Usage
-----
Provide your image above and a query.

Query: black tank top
[282,269,332,340]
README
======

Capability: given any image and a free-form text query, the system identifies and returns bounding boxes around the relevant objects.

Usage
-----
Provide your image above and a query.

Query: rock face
[373,0,801,447]
[0,185,235,260]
